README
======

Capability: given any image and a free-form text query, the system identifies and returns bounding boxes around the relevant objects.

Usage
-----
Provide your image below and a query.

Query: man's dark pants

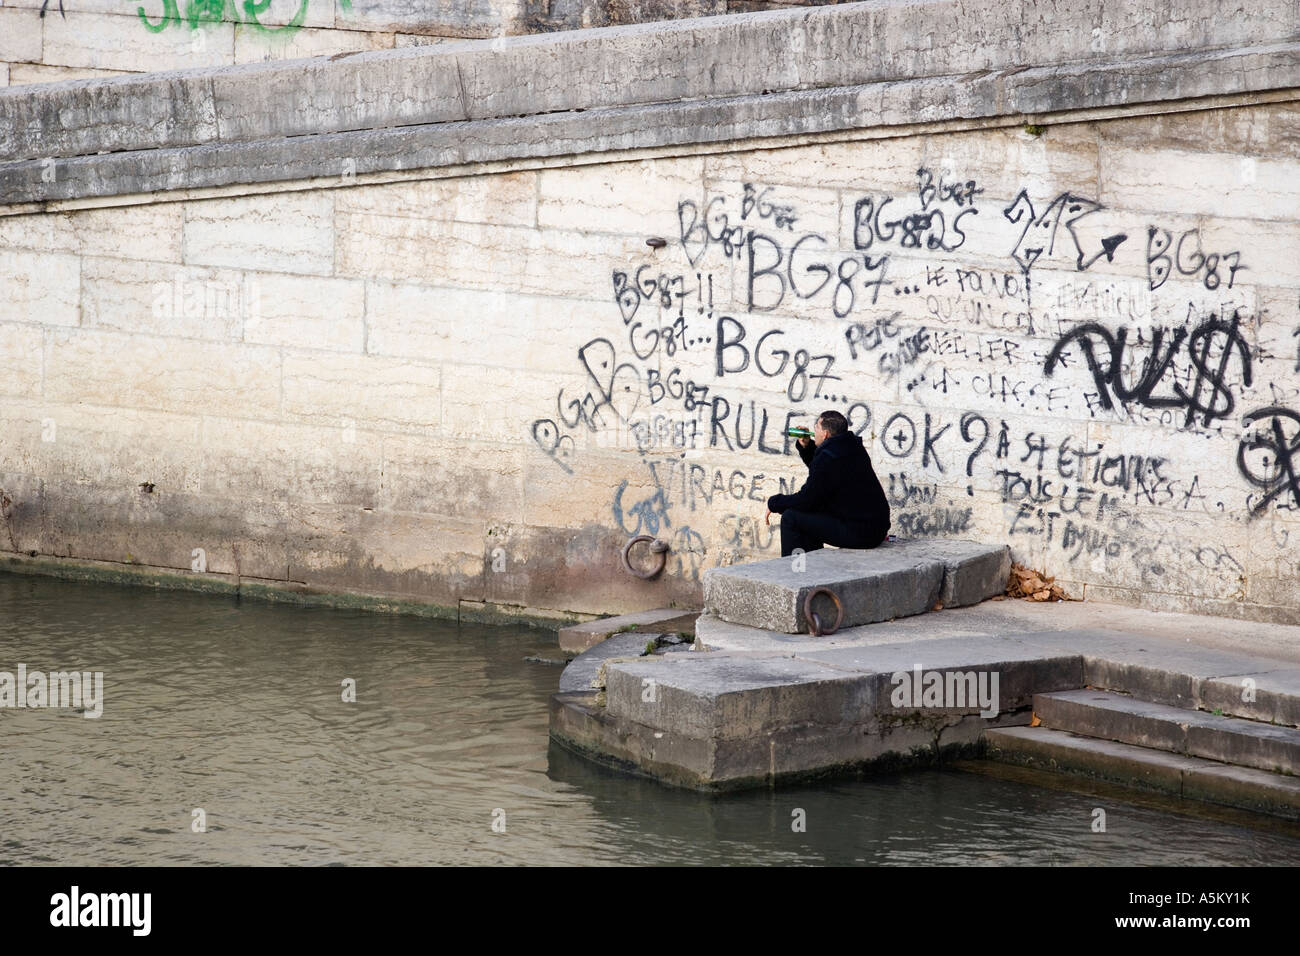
[779,509,886,557]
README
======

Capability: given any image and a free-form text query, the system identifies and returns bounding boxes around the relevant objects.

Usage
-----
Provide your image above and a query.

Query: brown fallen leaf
[1006,562,1076,602]
[1030,713,1042,727]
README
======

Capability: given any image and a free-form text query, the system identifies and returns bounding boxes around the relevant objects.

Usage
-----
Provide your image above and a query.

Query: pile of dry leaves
[1002,563,1076,602]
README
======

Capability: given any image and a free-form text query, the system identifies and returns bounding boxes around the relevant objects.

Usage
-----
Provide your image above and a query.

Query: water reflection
[2,574,1298,866]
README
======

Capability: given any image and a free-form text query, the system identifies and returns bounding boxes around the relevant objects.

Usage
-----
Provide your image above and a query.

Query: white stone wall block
[184,193,335,276]
[0,248,80,326]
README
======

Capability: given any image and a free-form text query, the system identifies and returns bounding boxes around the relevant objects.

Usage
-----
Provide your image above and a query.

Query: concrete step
[1033,689,1300,774]
[985,726,1300,820]
[702,538,1009,634]
[557,607,698,654]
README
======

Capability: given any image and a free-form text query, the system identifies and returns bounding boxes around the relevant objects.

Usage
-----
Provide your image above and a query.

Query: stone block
[1181,762,1300,819]
[703,547,945,633]
[984,726,1200,794]
[41,13,234,72]
[0,324,44,401]
[885,538,1011,607]
[1034,687,1300,774]
[557,606,698,654]
[45,328,281,418]
[1199,670,1300,728]
[0,9,42,64]
[556,630,656,693]
[281,350,440,433]
[604,654,874,739]
[0,248,80,326]
[183,193,335,276]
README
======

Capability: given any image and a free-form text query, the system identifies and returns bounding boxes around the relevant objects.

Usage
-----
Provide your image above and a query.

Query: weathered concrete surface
[698,616,1300,724]
[1034,689,1300,774]
[702,539,1009,632]
[557,606,697,653]
[552,598,1300,794]
[985,726,1300,819]
[695,601,1300,661]
[1200,670,1300,729]
[603,653,873,738]
[886,539,1011,609]
[5,1,1300,206]
[703,547,945,633]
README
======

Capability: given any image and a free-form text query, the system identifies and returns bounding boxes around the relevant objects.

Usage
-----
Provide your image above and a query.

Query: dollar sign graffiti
[1177,314,1252,427]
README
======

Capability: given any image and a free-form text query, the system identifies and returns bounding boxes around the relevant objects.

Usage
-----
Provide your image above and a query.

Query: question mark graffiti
[960,411,990,496]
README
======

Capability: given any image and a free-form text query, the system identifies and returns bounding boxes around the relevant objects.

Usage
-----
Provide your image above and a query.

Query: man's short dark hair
[818,410,848,436]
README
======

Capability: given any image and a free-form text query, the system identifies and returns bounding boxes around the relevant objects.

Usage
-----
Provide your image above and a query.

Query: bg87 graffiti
[748,234,890,317]
[714,319,842,402]
[1146,227,1244,291]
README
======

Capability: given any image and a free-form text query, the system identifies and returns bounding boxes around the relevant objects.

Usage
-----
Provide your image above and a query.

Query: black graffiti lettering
[747,233,786,312]
[897,507,973,537]
[742,183,798,230]
[1177,313,1253,427]
[863,255,890,306]
[845,402,872,436]
[1005,190,1121,275]
[887,473,939,508]
[612,480,671,536]
[921,414,950,472]
[788,233,832,299]
[1238,406,1300,516]
[757,407,785,455]
[1146,226,1172,290]
[530,419,575,473]
[1147,225,1244,291]
[960,412,990,478]
[832,256,859,318]
[883,413,916,457]
[678,199,708,266]
[754,328,789,377]
[709,395,734,451]
[844,313,901,360]
[1043,314,1251,426]
[715,316,749,376]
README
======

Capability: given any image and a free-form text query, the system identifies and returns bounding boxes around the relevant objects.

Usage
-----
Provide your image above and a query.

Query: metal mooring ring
[621,535,669,580]
[803,586,845,636]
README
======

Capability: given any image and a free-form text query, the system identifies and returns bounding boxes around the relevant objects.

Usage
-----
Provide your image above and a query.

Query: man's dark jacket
[766,432,891,535]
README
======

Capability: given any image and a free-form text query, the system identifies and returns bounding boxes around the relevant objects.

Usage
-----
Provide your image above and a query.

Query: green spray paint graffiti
[136,0,352,37]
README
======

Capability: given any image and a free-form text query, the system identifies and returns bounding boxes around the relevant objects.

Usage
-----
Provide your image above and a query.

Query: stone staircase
[986,688,1300,818]
[551,537,1300,816]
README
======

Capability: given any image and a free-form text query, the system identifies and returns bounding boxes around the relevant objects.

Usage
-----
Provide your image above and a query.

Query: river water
[2,574,1299,866]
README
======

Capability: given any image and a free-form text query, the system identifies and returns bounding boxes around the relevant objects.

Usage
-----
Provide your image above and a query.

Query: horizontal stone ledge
[2,0,1299,207]
[985,726,1300,819]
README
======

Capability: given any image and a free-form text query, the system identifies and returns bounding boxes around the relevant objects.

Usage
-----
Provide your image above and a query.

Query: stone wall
[0,0,812,87]
[1,1,1298,623]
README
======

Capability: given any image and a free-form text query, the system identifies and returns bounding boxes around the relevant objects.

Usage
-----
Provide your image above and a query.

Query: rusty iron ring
[622,535,669,580]
[803,586,845,637]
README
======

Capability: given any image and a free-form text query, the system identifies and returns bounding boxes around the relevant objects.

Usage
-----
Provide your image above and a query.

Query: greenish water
[2,573,1299,866]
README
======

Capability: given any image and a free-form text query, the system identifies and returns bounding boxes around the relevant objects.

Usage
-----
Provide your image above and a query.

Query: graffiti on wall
[135,0,351,37]
[529,161,1294,596]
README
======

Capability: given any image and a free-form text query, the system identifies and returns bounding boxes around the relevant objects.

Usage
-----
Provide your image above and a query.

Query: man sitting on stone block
[764,410,891,558]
